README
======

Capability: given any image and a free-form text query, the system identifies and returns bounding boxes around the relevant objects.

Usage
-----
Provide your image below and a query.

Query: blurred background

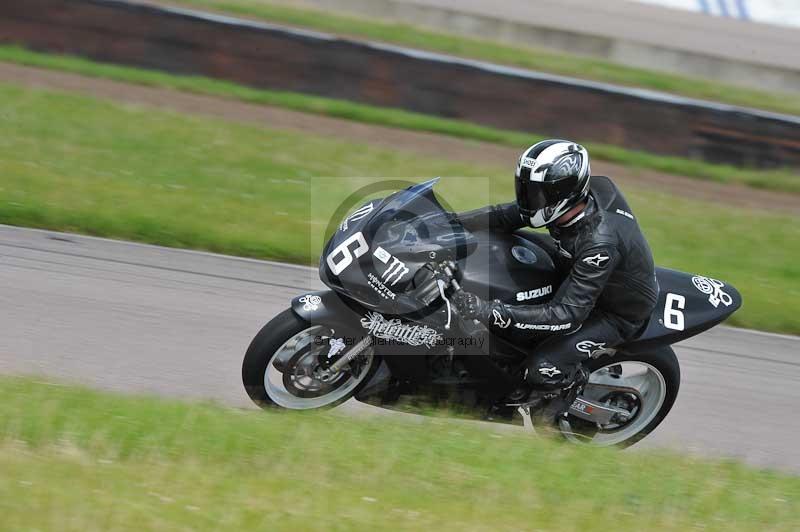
[1,1,798,530]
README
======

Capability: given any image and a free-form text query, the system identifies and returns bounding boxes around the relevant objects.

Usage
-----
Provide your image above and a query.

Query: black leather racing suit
[457,176,659,388]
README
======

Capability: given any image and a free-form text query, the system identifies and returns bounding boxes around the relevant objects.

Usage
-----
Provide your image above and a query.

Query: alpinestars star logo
[492,309,511,329]
[582,252,610,268]
[576,340,614,358]
[538,366,562,378]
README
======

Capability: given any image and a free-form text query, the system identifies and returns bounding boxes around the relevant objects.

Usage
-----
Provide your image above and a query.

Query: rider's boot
[524,365,590,427]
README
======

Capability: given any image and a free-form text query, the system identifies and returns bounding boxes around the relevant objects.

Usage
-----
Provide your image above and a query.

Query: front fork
[319,334,373,380]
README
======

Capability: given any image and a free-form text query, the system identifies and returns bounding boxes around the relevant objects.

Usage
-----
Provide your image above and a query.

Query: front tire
[242,309,377,410]
[558,346,680,448]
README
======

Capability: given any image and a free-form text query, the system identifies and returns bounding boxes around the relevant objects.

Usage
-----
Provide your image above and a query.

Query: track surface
[1,225,798,472]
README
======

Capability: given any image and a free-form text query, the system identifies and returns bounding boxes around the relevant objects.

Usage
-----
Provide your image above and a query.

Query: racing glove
[452,291,492,321]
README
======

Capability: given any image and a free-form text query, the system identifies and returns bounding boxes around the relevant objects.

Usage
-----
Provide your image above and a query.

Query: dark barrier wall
[3,0,800,168]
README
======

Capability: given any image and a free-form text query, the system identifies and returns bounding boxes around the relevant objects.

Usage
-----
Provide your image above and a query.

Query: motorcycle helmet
[514,140,591,228]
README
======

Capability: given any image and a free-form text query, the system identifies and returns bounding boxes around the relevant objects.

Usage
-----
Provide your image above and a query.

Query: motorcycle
[242,179,741,446]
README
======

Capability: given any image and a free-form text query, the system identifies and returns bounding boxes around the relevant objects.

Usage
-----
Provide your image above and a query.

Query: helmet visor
[515,172,579,215]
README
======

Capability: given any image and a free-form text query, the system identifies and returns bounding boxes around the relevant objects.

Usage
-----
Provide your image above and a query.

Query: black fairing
[294,179,742,414]
[624,268,742,352]
[313,178,741,354]
[319,179,560,317]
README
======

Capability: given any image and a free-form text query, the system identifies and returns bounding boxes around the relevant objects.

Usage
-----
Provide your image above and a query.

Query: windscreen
[319,179,476,314]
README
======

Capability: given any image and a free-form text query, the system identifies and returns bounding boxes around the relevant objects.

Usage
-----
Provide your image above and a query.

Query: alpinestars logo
[515,322,572,332]
[538,366,562,378]
[582,252,610,268]
[340,202,374,232]
[492,309,511,329]
[576,340,613,358]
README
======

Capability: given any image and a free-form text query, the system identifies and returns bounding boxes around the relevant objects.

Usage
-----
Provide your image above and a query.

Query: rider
[449,139,659,408]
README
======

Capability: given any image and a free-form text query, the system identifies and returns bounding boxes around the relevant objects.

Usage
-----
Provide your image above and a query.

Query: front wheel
[557,346,680,448]
[242,309,378,410]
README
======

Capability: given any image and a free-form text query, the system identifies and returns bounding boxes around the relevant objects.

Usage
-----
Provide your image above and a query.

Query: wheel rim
[264,325,374,410]
[559,361,667,446]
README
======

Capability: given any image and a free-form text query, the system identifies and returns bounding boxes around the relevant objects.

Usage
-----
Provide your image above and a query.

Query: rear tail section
[625,268,741,352]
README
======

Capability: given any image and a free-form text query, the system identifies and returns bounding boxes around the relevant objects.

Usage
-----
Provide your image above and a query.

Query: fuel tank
[458,229,561,306]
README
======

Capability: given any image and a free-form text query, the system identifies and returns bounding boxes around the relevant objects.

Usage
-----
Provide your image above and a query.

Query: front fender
[291,290,366,332]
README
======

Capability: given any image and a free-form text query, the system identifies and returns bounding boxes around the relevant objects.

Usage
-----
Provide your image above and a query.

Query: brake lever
[437,262,459,330]
[443,262,492,351]
[437,278,452,330]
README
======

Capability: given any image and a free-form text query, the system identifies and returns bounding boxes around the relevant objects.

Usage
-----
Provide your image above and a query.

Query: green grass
[0,376,798,531]
[1,45,798,193]
[168,0,800,117]
[1,82,799,333]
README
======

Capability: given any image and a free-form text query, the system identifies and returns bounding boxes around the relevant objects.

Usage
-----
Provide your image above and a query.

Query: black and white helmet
[514,140,591,228]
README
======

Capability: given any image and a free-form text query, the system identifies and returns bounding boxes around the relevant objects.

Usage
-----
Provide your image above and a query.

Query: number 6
[663,293,685,331]
[326,232,368,275]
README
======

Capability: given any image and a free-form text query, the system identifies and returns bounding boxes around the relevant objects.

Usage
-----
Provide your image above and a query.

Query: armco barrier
[2,0,800,169]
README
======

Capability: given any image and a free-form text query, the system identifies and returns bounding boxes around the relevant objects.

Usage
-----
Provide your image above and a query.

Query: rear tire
[559,346,680,448]
[242,309,378,410]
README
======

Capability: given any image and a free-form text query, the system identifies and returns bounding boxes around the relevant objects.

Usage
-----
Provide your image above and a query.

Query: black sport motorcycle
[243,179,741,446]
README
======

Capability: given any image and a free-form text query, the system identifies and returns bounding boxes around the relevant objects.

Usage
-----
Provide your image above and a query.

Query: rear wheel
[557,347,680,447]
[242,309,377,410]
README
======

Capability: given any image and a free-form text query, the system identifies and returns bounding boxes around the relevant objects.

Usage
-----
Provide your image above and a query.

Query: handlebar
[442,262,461,291]
[435,262,490,352]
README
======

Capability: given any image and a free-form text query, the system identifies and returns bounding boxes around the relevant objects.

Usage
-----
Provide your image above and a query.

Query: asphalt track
[2,224,799,472]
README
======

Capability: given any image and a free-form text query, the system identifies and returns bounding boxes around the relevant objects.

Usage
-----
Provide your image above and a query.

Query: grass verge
[1,82,799,333]
[1,45,798,194]
[165,0,800,117]
[0,376,798,531]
